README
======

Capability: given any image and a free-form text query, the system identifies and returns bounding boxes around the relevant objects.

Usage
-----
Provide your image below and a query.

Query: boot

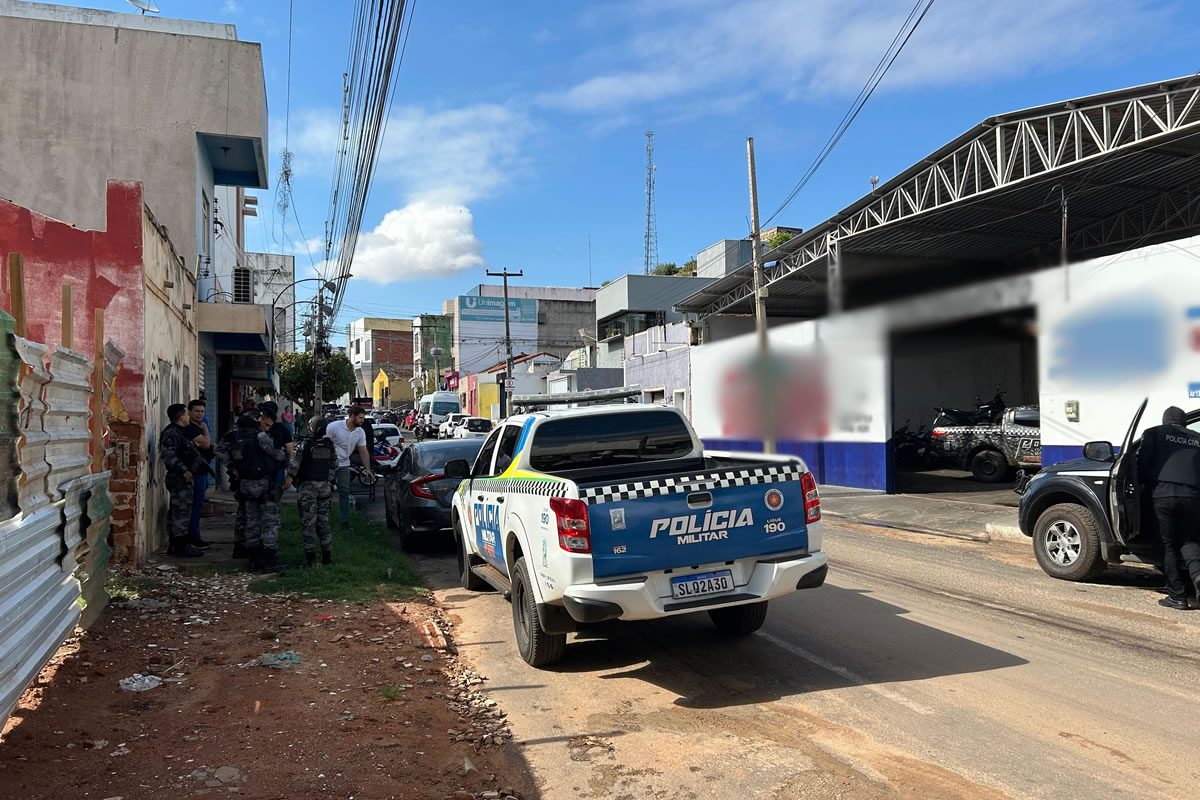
[305,551,316,568]
[232,542,249,559]
[169,537,204,558]
[321,548,332,566]
[247,545,263,572]
[257,548,287,574]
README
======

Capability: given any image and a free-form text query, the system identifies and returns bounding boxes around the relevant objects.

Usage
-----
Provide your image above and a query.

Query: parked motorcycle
[893,420,937,469]
[933,387,1007,427]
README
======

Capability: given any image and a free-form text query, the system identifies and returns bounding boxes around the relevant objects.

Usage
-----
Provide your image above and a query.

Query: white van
[417,391,462,434]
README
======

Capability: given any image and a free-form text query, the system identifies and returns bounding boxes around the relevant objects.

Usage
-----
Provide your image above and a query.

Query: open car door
[1108,398,1148,545]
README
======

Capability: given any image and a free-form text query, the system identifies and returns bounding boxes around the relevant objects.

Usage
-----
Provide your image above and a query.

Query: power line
[763,0,936,227]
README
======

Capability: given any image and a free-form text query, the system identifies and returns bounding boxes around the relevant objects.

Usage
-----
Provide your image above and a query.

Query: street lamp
[271,277,343,307]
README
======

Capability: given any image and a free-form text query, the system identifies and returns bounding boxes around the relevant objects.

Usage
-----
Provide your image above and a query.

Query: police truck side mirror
[1083,441,1115,462]
[444,459,471,479]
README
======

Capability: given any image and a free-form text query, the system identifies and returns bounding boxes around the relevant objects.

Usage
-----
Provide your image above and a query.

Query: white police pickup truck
[441,405,827,667]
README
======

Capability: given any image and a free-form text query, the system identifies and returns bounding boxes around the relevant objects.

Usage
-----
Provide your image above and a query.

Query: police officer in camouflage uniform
[288,417,338,567]
[219,423,250,558]
[160,403,206,558]
[222,409,288,572]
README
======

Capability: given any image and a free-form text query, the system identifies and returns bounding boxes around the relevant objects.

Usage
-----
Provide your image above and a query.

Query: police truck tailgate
[579,462,813,581]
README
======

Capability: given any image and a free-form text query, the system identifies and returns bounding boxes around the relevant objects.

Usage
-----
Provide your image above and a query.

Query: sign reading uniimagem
[457,295,540,375]
[458,296,537,323]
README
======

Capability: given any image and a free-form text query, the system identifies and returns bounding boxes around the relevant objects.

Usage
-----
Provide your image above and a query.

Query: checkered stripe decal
[579,464,807,505]
[472,477,568,497]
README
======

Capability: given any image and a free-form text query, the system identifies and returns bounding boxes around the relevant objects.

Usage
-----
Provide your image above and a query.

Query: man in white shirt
[326,406,373,528]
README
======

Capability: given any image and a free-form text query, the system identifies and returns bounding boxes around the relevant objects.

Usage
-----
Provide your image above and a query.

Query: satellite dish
[127,0,160,14]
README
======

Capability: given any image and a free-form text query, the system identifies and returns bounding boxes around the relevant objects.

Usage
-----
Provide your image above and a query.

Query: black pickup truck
[1016,399,1200,581]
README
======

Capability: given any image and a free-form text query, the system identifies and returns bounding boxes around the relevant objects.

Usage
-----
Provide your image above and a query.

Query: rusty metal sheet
[0,505,80,722]
[13,336,51,515]
[57,472,106,575]
[0,314,22,519]
[79,474,113,629]
[44,346,93,497]
[99,339,127,464]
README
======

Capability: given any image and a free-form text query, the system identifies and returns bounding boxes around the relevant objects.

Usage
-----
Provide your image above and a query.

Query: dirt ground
[0,565,536,800]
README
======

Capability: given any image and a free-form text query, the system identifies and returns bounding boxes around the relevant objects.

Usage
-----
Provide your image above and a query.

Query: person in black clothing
[184,399,214,548]
[160,403,208,558]
[1136,406,1200,610]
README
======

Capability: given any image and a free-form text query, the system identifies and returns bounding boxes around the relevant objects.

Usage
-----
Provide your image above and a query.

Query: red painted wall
[0,180,146,418]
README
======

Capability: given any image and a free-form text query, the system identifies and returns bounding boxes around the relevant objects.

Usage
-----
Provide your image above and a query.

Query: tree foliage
[681,258,697,276]
[652,262,679,276]
[767,232,793,250]
[277,350,355,415]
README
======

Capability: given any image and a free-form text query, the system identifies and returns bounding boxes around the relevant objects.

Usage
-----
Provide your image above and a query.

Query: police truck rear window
[529,411,693,471]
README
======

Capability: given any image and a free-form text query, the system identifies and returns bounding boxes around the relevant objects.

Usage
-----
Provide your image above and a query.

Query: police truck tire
[708,601,768,636]
[1033,503,1106,581]
[511,556,566,667]
[455,518,489,592]
[970,450,1010,483]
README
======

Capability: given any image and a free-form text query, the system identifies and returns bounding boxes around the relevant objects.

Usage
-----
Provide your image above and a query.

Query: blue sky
[63,0,1197,343]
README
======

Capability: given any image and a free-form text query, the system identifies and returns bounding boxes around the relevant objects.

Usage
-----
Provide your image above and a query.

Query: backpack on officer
[288,417,339,567]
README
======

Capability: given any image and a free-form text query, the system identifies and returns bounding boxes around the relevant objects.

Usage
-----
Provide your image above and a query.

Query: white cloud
[289,103,531,285]
[223,0,239,13]
[543,0,1171,112]
[343,202,485,283]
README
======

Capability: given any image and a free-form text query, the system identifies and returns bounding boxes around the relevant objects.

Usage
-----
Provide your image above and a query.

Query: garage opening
[889,308,1038,506]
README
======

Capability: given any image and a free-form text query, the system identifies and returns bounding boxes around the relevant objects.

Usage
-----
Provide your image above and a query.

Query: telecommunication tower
[643,131,658,275]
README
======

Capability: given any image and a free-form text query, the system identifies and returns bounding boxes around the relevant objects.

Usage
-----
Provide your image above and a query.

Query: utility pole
[1059,186,1070,302]
[746,137,775,454]
[486,268,523,417]
[314,290,326,412]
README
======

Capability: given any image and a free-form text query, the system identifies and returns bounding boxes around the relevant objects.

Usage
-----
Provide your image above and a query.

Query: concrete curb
[984,523,1028,543]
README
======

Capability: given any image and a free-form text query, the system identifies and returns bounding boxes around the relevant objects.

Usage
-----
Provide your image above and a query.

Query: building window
[233,267,252,303]
[355,339,361,355]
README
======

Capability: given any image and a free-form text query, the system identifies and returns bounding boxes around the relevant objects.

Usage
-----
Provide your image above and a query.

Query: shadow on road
[548,584,1028,709]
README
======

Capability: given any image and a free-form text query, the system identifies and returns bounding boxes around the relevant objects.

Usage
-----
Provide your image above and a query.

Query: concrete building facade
[0,1,269,274]
[448,284,596,383]
[412,313,452,396]
[594,275,712,368]
[348,318,414,406]
[0,181,198,562]
[0,1,273,441]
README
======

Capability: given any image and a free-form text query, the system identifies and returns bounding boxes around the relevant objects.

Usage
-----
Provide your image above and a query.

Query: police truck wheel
[970,450,1010,483]
[455,517,489,591]
[708,601,768,636]
[1033,503,1106,581]
[511,556,566,667]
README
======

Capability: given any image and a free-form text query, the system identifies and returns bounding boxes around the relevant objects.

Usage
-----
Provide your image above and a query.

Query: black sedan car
[384,438,484,550]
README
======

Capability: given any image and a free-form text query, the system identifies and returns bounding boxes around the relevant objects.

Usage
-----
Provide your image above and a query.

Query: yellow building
[373,367,412,409]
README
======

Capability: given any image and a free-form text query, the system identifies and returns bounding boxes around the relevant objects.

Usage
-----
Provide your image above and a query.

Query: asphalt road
[408,519,1200,800]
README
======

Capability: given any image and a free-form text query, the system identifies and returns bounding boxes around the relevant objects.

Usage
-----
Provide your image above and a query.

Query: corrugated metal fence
[0,309,124,724]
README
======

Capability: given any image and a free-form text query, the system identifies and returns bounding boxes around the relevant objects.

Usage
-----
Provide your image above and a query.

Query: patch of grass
[250,506,424,602]
[105,572,158,600]
[379,685,403,702]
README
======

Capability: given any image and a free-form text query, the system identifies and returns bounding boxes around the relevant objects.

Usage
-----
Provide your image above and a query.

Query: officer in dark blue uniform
[1137,406,1200,610]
